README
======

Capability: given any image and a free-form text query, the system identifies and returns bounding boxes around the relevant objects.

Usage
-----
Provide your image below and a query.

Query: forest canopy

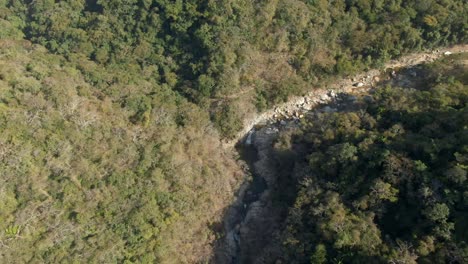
[0,0,467,263]
[271,55,468,263]
[1,0,467,137]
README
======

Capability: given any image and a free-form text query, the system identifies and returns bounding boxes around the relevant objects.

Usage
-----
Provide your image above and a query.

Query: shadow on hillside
[211,89,374,263]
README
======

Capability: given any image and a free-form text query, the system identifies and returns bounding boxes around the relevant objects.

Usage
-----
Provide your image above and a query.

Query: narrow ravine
[214,45,468,263]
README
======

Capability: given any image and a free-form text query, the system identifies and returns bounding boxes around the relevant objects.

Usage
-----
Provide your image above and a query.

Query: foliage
[272,56,468,263]
[1,0,467,136]
[0,0,466,262]
[0,41,240,263]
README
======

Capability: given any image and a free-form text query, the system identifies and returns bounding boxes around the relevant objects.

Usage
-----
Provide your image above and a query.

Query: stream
[213,46,468,264]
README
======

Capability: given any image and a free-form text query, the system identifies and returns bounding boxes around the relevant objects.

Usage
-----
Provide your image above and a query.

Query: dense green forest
[0,41,243,262]
[0,0,467,263]
[1,0,467,137]
[272,55,468,263]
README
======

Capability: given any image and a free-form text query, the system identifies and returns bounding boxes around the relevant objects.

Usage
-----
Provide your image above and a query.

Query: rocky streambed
[224,45,468,149]
[216,92,366,263]
[214,46,468,263]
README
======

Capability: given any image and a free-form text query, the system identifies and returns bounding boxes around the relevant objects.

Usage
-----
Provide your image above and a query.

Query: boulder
[320,94,330,101]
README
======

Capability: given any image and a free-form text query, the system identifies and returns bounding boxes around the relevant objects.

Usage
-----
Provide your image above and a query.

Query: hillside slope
[262,54,468,263]
[0,0,467,263]
[0,40,241,263]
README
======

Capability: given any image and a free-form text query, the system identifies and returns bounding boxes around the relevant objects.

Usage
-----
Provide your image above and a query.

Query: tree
[310,244,327,264]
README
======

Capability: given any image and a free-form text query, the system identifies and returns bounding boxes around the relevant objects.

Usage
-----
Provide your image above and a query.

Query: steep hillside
[1,0,467,138]
[256,54,468,263]
[0,40,241,263]
[0,0,467,263]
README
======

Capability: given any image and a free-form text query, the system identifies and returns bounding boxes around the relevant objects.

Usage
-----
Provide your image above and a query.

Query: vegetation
[0,40,242,263]
[0,0,466,262]
[271,55,468,263]
[1,0,467,137]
